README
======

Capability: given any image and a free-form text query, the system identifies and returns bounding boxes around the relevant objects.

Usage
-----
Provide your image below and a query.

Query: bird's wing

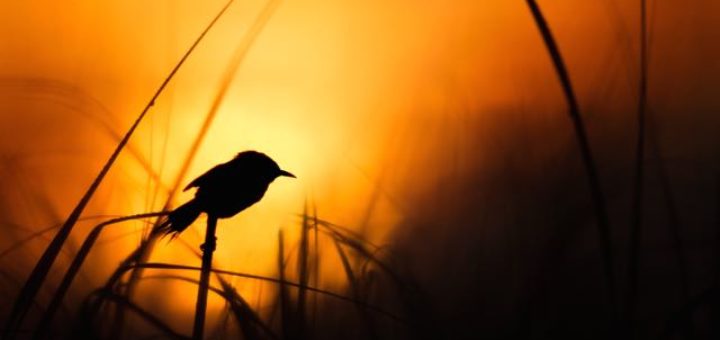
[183,163,227,191]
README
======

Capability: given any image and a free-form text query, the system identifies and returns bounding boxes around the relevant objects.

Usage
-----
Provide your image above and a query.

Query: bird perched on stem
[155,151,295,238]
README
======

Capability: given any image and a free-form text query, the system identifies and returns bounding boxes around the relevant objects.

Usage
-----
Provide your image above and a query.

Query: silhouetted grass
[626,0,649,328]
[524,0,617,319]
[333,235,380,339]
[61,212,411,338]
[119,1,282,330]
[191,215,218,340]
[3,2,715,339]
[0,216,117,261]
[125,262,408,324]
[651,135,694,337]
[0,78,167,188]
[293,203,310,338]
[71,244,408,337]
[214,274,278,340]
[311,204,320,333]
[277,229,293,339]
[34,212,170,339]
[1,1,234,337]
[84,290,188,339]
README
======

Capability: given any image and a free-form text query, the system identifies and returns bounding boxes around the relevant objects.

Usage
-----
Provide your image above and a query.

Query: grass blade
[90,290,188,339]
[626,0,648,326]
[32,212,169,339]
[295,201,310,338]
[524,0,617,318]
[0,77,168,189]
[654,146,693,335]
[332,238,358,294]
[214,275,278,340]
[119,0,282,323]
[192,215,218,340]
[111,274,278,340]
[1,2,234,337]
[311,203,319,332]
[332,236,379,339]
[126,262,408,324]
[0,216,116,261]
[277,229,292,339]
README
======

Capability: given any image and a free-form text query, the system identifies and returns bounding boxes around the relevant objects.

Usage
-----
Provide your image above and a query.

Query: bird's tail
[153,199,202,239]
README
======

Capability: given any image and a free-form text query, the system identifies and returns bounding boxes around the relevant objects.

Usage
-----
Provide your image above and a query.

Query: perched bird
[155,151,295,238]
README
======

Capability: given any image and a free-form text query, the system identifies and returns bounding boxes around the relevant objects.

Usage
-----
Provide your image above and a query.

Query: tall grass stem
[1,2,233,337]
[192,215,218,340]
[524,0,617,317]
[626,0,648,325]
[32,212,170,339]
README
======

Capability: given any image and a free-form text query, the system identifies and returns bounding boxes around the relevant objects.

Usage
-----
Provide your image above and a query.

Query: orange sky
[1,0,719,332]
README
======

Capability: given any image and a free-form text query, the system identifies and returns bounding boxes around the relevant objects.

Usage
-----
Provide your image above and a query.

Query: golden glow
[3,0,717,335]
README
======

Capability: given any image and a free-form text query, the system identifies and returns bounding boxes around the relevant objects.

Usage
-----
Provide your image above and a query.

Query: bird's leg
[200,236,217,252]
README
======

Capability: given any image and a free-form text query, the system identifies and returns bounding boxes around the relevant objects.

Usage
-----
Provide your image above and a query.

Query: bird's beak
[278,169,296,178]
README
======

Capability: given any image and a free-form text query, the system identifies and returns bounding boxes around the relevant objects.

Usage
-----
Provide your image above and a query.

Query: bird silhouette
[155,151,295,238]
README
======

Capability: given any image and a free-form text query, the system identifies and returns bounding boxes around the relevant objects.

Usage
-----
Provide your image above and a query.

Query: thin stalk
[133,275,276,340]
[91,291,188,339]
[646,107,692,335]
[716,177,720,284]
[277,230,291,339]
[192,215,218,340]
[0,77,167,189]
[32,212,169,340]
[143,0,282,225]
[0,216,117,260]
[109,0,245,334]
[524,0,617,316]
[655,154,693,337]
[332,237,379,339]
[1,1,233,337]
[213,275,278,340]
[312,203,319,333]
[626,0,648,324]
[125,262,408,324]
[333,239,358,295]
[120,0,280,315]
[296,202,310,338]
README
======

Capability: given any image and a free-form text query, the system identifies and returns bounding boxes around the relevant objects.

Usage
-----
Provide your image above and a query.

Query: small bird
[155,151,295,238]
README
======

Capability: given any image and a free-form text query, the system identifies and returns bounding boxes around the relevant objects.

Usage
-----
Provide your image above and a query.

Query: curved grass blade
[121,275,278,340]
[0,77,169,188]
[120,0,283,326]
[33,212,170,339]
[0,216,118,261]
[124,262,408,324]
[138,240,278,340]
[2,2,235,337]
[332,236,380,339]
[524,0,616,317]
[90,290,188,339]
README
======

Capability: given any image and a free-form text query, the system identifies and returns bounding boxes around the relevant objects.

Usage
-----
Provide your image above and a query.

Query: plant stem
[119,0,279,321]
[193,215,218,340]
[1,2,233,338]
[524,0,617,316]
[627,0,647,325]
[32,212,170,340]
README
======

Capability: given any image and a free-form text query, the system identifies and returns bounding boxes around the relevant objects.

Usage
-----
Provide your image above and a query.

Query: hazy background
[1,0,719,338]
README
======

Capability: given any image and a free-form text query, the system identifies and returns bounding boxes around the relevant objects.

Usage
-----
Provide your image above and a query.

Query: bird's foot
[200,237,217,252]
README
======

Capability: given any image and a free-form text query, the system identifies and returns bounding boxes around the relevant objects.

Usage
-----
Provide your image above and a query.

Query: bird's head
[235,150,295,183]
